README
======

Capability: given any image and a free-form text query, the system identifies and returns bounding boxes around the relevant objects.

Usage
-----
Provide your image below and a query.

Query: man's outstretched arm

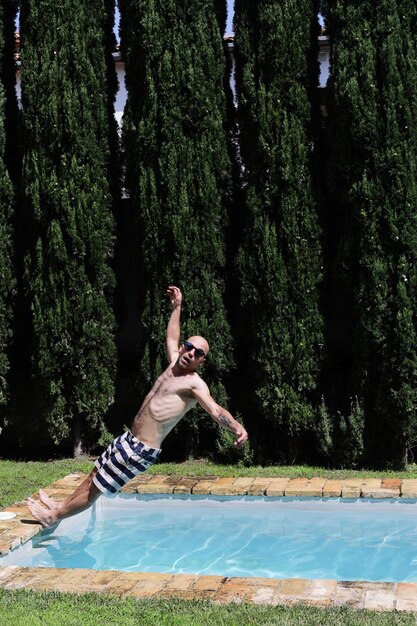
[192,379,248,448]
[212,404,248,448]
[166,285,182,362]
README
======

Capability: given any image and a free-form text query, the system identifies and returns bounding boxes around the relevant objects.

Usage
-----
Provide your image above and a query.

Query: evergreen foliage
[322,0,417,467]
[0,2,15,417]
[119,0,241,458]
[213,0,227,35]
[1,1,19,184]
[233,0,323,462]
[1,0,416,469]
[19,0,118,453]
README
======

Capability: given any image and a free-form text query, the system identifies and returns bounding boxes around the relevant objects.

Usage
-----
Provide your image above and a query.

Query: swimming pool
[2,495,417,582]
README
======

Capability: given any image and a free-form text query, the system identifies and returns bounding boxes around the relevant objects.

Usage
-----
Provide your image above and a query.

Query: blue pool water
[2,495,417,582]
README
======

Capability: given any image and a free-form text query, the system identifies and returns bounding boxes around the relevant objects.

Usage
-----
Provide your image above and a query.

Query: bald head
[175,336,209,372]
[186,335,209,357]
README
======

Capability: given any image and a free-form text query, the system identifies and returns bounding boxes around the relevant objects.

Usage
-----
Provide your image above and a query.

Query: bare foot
[26,497,58,529]
[39,489,61,511]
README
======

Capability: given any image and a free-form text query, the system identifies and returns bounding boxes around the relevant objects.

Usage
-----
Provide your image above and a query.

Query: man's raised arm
[166,285,182,362]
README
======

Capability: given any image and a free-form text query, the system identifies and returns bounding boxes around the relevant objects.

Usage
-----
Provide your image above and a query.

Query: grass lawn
[1,458,416,625]
[152,459,417,480]
[0,458,93,509]
[0,590,414,626]
[0,457,417,510]
[2,456,417,509]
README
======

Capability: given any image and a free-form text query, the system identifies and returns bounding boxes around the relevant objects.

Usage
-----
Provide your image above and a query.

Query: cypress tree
[1,0,19,184]
[322,1,417,467]
[234,0,323,462]
[213,0,227,35]
[20,0,118,454]
[0,2,15,419]
[120,0,243,459]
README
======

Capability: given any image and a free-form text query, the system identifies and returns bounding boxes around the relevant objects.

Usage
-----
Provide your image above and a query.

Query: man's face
[178,337,208,370]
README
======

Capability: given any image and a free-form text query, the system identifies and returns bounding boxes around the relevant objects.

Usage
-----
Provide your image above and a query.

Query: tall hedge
[1,0,19,184]
[213,0,227,34]
[322,1,417,468]
[0,1,15,418]
[119,0,240,459]
[234,0,323,462]
[19,0,118,454]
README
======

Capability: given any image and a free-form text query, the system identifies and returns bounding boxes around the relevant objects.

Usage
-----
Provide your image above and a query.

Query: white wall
[319,39,330,88]
[114,62,127,127]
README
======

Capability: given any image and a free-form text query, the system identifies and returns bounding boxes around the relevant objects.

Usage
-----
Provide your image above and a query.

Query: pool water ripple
[2,495,417,583]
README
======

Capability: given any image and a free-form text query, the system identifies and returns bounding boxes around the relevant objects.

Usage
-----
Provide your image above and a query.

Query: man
[27,285,248,528]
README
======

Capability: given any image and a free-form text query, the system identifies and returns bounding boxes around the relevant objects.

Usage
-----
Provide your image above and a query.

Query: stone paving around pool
[1,472,417,612]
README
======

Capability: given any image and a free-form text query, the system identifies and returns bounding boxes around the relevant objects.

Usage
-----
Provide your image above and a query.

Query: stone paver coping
[0,473,416,612]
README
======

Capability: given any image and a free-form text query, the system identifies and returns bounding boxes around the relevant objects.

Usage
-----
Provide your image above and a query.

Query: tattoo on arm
[218,413,234,430]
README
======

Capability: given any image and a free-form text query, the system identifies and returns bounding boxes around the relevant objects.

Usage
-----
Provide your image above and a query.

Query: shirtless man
[26,285,248,528]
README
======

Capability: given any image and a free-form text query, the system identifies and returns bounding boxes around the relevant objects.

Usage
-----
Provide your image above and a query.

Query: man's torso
[130,365,199,447]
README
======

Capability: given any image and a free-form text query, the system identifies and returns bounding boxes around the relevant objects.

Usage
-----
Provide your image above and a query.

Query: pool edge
[1,472,417,612]
[0,565,416,611]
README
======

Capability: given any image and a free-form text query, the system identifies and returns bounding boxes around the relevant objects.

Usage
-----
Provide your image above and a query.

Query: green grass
[2,457,417,509]
[0,458,93,508]
[149,459,417,480]
[0,591,414,626]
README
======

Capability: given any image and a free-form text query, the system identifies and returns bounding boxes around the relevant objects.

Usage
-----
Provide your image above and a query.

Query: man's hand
[167,285,182,309]
[234,425,248,448]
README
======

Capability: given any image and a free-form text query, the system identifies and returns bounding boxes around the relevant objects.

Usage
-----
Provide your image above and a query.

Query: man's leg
[38,467,99,511]
[26,469,102,528]
[38,489,60,510]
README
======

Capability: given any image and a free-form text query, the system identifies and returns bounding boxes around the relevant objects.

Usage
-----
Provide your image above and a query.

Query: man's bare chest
[157,376,194,400]
[147,373,197,421]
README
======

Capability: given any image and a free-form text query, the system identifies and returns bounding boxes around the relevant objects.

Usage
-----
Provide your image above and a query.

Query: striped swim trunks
[93,431,161,494]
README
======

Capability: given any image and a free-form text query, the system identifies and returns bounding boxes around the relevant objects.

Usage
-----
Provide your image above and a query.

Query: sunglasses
[183,341,206,359]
